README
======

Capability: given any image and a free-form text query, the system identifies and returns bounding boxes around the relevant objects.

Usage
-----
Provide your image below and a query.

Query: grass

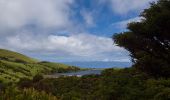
[0,49,80,83]
[0,49,37,63]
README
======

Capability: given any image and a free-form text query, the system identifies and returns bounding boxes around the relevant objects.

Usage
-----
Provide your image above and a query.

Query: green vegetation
[0,49,37,63]
[0,49,80,83]
[7,68,169,100]
[0,87,58,100]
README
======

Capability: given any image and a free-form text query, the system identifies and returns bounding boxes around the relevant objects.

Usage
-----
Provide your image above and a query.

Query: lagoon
[45,70,103,78]
[59,69,102,76]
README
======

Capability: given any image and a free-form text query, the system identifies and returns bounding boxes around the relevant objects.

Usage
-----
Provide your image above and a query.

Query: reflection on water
[53,70,102,77]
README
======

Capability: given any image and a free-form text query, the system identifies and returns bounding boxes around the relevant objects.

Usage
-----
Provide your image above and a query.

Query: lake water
[53,70,102,77]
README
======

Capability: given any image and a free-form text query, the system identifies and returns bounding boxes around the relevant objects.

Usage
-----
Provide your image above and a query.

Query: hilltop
[0,49,38,63]
[0,49,80,83]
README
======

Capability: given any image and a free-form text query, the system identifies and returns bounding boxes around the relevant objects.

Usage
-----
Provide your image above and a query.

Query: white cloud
[112,17,142,31]
[0,0,74,33]
[6,33,120,55]
[3,33,129,62]
[101,0,157,14]
[81,10,95,26]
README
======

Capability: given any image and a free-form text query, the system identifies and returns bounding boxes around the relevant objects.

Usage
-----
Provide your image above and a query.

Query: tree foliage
[113,0,170,77]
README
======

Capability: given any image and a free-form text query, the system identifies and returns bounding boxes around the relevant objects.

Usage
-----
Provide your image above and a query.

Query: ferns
[0,87,58,100]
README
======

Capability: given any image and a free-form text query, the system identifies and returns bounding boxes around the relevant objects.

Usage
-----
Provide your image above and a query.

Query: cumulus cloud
[5,33,122,55]
[0,0,74,34]
[0,33,130,62]
[100,0,157,14]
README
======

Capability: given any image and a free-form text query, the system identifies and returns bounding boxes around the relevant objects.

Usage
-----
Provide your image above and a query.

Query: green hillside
[0,49,80,83]
[0,49,38,63]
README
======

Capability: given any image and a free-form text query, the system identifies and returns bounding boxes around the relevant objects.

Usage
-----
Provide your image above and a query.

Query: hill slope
[0,49,37,63]
[0,49,80,83]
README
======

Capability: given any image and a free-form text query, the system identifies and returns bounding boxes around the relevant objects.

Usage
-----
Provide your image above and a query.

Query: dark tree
[113,0,170,77]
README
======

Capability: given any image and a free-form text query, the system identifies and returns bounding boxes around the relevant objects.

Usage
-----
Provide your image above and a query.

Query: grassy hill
[0,49,80,83]
[0,49,37,63]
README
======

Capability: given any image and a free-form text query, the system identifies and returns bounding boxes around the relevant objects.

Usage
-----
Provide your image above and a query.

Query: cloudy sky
[0,0,157,62]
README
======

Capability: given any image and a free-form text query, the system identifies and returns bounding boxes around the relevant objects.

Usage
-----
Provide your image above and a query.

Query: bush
[33,74,43,83]
[18,78,32,88]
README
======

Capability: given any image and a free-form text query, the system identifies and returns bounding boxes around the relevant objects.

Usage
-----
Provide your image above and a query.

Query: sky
[0,0,157,63]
